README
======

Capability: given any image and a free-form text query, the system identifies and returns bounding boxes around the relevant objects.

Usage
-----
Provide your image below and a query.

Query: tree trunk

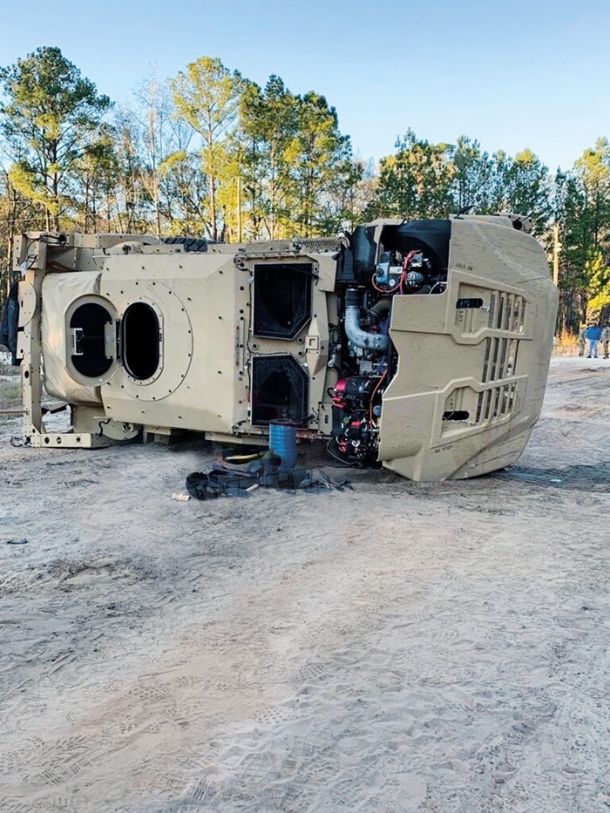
[91,181,97,233]
[155,180,162,238]
[52,172,60,231]
[206,122,217,241]
[7,179,19,290]
[51,140,60,231]
[84,178,90,231]
[208,171,217,241]
[270,147,276,240]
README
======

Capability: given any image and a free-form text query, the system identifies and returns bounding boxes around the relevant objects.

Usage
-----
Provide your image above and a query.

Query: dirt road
[1,357,609,812]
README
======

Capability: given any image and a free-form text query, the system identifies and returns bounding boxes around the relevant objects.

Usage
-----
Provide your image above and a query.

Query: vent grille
[441,381,519,436]
[488,292,526,332]
[482,337,519,382]
[299,237,340,252]
[441,289,526,438]
[475,383,518,424]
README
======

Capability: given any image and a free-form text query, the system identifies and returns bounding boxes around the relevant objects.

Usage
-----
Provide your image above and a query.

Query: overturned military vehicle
[8,214,557,481]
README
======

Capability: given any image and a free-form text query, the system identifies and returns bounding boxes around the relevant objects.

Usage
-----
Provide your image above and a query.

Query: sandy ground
[0,357,609,813]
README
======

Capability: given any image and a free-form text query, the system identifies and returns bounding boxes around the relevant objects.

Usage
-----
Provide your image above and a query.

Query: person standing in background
[586,323,602,358]
[578,324,587,356]
[602,323,610,359]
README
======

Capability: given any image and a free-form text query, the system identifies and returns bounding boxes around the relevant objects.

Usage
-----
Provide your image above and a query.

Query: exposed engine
[329,224,448,463]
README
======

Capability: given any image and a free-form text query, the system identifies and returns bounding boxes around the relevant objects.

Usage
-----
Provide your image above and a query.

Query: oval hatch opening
[121,302,160,380]
[70,302,113,378]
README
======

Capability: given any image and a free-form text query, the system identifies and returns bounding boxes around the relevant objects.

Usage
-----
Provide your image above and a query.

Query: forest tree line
[1,46,609,331]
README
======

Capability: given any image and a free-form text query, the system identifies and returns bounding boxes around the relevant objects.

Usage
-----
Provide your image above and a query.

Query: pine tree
[0,46,110,230]
[172,57,243,241]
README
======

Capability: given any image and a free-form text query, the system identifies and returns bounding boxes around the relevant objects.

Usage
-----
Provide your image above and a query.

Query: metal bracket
[24,425,109,448]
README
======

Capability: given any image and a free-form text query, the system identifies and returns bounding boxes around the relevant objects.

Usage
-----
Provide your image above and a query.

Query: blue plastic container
[269,420,298,470]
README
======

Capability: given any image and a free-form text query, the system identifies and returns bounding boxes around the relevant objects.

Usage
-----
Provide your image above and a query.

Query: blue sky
[1,0,608,171]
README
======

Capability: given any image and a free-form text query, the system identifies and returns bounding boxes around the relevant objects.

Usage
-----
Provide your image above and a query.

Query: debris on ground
[171,490,191,502]
[185,454,352,500]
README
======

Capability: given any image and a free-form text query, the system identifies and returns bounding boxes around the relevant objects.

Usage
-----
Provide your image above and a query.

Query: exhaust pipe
[344,288,388,352]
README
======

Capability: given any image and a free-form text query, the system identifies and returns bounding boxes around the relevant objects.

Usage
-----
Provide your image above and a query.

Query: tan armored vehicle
[5,214,557,481]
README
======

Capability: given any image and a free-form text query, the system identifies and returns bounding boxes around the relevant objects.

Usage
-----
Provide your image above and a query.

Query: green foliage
[284,92,352,237]
[74,123,121,231]
[584,249,608,297]
[237,79,354,238]
[171,57,243,241]
[369,130,455,220]
[368,133,551,232]
[239,76,299,238]
[0,46,110,229]
[553,140,610,324]
[582,249,610,319]
[452,136,494,212]
[498,148,552,233]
